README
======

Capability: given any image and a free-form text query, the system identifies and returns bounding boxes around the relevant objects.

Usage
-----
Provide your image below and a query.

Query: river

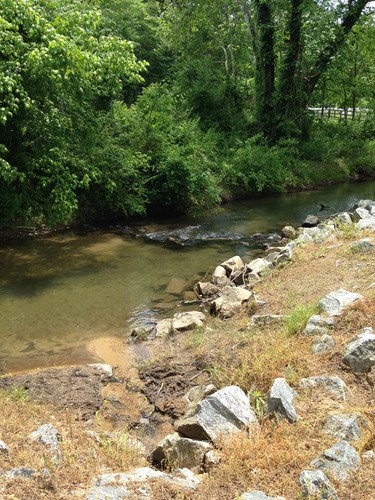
[0,181,374,373]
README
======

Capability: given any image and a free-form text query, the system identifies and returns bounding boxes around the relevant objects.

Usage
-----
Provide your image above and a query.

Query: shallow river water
[1,181,374,372]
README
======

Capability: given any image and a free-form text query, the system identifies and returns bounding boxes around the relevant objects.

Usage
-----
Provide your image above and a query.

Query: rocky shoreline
[0,199,374,499]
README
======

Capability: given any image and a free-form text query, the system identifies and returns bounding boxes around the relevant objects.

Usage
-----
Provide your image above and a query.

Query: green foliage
[122,83,223,213]
[284,303,318,337]
[0,0,146,225]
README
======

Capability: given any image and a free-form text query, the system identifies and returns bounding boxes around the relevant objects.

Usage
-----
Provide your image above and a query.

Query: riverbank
[0,202,374,499]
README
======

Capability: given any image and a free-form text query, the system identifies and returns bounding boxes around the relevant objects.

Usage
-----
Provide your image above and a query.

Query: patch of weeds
[204,364,224,386]
[284,303,318,336]
[186,327,208,348]
[4,385,29,403]
[248,389,266,419]
[335,218,361,240]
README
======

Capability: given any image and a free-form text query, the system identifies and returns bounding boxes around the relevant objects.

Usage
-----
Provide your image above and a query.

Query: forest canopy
[0,0,374,226]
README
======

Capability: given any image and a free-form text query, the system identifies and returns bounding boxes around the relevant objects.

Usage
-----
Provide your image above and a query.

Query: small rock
[210,287,253,319]
[204,449,222,470]
[319,289,362,316]
[87,364,113,376]
[350,238,375,254]
[312,335,335,354]
[151,433,213,471]
[4,468,36,479]
[239,491,286,500]
[310,440,361,481]
[303,315,333,337]
[282,225,297,239]
[267,378,298,423]
[220,256,245,274]
[362,450,375,461]
[299,376,346,401]
[0,439,8,454]
[250,314,286,326]
[29,424,62,460]
[196,282,221,298]
[343,327,375,373]
[246,258,274,276]
[273,247,293,266]
[300,469,338,499]
[323,413,366,442]
[153,318,173,338]
[172,311,206,333]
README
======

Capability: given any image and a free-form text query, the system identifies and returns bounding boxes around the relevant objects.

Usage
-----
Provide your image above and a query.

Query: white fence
[307,107,371,121]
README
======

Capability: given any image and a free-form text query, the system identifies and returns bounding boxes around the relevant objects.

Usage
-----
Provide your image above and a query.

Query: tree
[0,0,147,224]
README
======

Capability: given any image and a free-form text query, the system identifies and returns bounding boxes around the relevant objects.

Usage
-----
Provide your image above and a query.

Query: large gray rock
[302,225,333,243]
[299,376,347,401]
[323,413,367,442]
[319,289,363,316]
[300,470,338,499]
[303,315,333,337]
[356,217,375,230]
[193,386,257,444]
[273,247,293,267]
[196,281,221,298]
[282,225,297,239]
[246,258,274,276]
[172,311,206,333]
[336,212,352,225]
[239,491,286,500]
[88,467,200,499]
[312,335,335,354]
[220,256,244,274]
[210,287,253,319]
[343,327,375,373]
[267,378,298,423]
[151,432,213,471]
[310,440,361,481]
[351,207,372,222]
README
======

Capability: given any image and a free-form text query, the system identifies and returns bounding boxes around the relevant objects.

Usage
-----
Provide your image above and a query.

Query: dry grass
[0,388,147,499]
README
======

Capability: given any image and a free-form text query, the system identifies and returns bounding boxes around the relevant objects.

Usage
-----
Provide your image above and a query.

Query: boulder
[302,225,333,243]
[152,432,213,471]
[323,413,367,442]
[303,315,333,337]
[172,311,206,333]
[336,212,353,225]
[174,416,207,440]
[319,289,363,316]
[267,378,298,423]
[299,376,346,401]
[211,265,231,286]
[88,467,200,499]
[302,215,320,228]
[196,282,221,298]
[210,287,253,319]
[220,256,245,274]
[239,491,286,500]
[296,232,313,245]
[299,470,338,499]
[193,386,257,444]
[357,199,375,211]
[153,318,173,338]
[343,327,375,373]
[273,247,293,267]
[310,440,361,481]
[312,335,335,354]
[356,217,375,230]
[351,207,372,222]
